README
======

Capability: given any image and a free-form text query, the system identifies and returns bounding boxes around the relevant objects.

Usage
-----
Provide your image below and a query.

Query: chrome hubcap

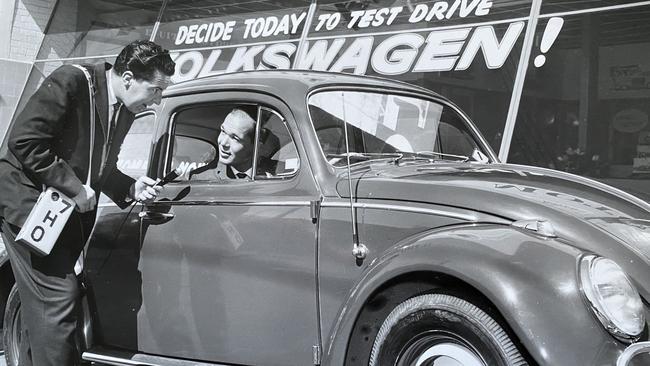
[397,334,486,366]
[413,344,484,366]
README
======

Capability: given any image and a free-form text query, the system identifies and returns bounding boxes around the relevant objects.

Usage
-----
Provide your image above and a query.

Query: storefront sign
[174,12,307,45]
[156,2,561,82]
[169,22,525,82]
[613,109,648,133]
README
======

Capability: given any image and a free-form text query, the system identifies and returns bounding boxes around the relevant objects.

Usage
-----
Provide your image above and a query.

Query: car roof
[164,69,444,101]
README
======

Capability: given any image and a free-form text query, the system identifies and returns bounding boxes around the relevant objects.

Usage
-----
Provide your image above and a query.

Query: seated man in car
[190,107,276,180]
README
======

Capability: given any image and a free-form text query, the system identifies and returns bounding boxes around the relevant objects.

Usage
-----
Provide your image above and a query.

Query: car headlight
[579,255,646,342]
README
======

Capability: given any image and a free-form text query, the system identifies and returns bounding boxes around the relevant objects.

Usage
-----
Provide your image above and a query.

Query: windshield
[308,91,491,167]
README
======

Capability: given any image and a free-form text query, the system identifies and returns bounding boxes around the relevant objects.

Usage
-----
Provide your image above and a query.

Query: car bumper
[617,341,650,366]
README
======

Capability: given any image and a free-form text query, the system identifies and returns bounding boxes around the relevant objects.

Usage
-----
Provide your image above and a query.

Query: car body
[2,70,650,365]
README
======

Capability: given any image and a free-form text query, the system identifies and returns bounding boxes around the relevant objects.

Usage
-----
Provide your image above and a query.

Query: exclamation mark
[534,17,564,68]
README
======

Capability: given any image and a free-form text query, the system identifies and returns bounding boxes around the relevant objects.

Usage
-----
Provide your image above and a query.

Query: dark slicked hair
[113,40,175,81]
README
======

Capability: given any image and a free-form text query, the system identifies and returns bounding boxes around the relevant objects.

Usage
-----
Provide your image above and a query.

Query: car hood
[336,162,650,288]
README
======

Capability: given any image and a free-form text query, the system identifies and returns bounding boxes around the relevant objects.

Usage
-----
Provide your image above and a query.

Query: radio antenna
[341,92,368,261]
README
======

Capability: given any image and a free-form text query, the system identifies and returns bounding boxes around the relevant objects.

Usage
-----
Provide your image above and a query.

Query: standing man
[0,40,175,365]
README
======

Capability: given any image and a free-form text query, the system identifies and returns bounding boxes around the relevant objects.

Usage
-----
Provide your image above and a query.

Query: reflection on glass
[3,59,112,157]
[117,113,157,179]
[0,61,32,150]
[309,91,489,167]
[37,0,162,60]
[299,19,525,151]
[14,59,111,120]
[510,6,650,201]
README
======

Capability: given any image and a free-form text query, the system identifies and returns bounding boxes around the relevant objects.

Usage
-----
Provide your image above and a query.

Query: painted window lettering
[171,21,527,81]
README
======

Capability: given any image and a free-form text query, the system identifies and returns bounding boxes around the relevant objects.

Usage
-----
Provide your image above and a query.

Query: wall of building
[10,0,55,61]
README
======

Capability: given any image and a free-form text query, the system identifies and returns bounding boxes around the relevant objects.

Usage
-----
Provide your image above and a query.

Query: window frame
[306,87,497,169]
[163,101,301,183]
[254,106,301,180]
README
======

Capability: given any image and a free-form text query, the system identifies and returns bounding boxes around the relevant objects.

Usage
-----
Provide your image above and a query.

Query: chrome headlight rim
[578,254,645,343]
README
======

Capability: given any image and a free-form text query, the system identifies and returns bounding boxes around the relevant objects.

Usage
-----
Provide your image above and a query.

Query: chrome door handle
[138,211,175,219]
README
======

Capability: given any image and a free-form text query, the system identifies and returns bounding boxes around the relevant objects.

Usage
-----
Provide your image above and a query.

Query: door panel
[87,95,320,366]
[85,204,144,348]
[135,184,317,365]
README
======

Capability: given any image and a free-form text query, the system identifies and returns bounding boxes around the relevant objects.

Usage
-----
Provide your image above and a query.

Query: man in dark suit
[190,107,277,180]
[0,40,175,366]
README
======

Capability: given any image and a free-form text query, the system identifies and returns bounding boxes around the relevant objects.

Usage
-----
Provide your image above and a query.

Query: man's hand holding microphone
[132,176,163,203]
[72,168,183,212]
[130,168,182,204]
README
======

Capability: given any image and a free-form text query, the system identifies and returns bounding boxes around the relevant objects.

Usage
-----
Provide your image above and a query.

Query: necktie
[108,103,120,144]
[100,103,120,176]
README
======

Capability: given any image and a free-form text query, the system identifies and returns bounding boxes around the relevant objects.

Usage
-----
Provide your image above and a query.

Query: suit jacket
[0,63,135,229]
[189,157,278,181]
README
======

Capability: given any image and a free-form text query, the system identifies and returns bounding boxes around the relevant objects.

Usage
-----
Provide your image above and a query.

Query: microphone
[155,167,183,187]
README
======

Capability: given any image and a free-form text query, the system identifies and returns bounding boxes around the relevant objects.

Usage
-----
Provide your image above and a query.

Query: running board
[82,347,229,366]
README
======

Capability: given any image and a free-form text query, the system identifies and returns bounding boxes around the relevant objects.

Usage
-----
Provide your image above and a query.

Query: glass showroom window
[306,1,531,152]
[509,4,650,200]
[10,0,164,135]
[7,58,113,148]
[155,1,309,83]
[37,0,163,60]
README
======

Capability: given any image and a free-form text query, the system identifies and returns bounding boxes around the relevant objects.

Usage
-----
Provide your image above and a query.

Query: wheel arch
[322,224,626,366]
[342,270,534,365]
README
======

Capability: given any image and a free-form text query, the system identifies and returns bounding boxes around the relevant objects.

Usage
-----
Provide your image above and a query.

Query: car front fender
[323,224,632,366]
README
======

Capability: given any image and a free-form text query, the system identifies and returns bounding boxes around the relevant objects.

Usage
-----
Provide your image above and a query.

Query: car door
[87,92,321,366]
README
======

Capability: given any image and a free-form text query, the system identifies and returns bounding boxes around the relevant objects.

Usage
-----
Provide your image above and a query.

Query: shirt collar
[229,165,253,179]
[106,69,118,106]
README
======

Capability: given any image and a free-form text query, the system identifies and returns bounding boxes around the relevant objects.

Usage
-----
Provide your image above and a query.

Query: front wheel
[3,284,21,366]
[369,294,527,366]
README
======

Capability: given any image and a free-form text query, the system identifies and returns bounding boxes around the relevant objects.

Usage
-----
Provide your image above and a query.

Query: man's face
[120,70,171,114]
[217,113,255,171]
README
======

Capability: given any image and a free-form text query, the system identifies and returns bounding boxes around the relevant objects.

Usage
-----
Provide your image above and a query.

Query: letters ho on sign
[16,187,74,256]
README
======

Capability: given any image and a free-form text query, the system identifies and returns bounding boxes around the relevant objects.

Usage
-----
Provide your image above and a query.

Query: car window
[167,103,297,182]
[436,109,482,157]
[99,112,157,204]
[255,107,299,179]
[116,112,156,178]
[172,135,216,179]
[168,104,225,180]
[308,91,489,166]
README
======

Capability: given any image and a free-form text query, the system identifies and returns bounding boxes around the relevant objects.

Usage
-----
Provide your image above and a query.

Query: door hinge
[310,199,321,224]
[313,345,322,365]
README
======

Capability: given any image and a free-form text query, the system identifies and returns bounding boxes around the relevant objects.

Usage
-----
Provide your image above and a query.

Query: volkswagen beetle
[3,70,650,366]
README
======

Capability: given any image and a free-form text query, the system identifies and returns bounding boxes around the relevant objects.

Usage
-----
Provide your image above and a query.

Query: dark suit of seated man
[190,107,276,181]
